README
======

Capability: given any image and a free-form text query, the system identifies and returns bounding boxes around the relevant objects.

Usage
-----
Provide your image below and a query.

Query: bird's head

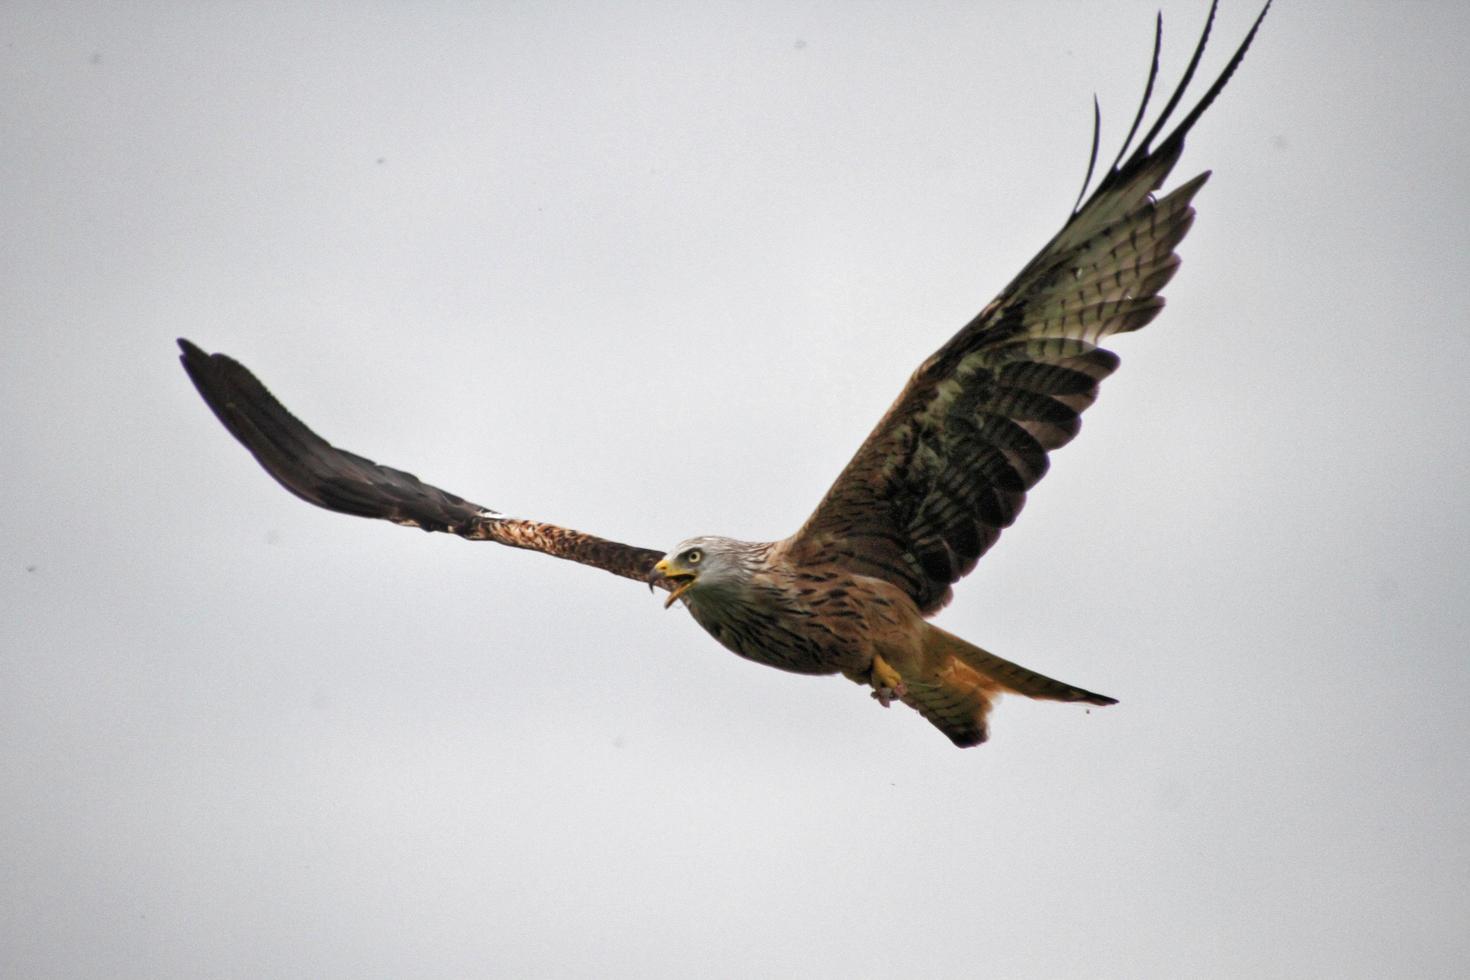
[648,536,750,609]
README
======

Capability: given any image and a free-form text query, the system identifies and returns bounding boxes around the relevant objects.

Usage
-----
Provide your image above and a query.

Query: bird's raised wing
[782,1,1269,614]
[178,339,667,586]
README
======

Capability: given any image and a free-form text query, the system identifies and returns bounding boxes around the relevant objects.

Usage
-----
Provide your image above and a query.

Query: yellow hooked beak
[650,557,697,609]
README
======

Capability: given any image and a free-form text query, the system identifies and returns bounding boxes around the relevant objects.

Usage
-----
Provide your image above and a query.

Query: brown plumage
[178,2,1270,747]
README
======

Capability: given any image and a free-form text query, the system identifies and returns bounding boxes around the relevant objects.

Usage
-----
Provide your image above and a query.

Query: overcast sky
[5,2,1469,977]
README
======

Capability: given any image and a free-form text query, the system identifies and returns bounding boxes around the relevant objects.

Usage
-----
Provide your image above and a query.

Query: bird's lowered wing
[782,1,1270,614]
[178,339,667,586]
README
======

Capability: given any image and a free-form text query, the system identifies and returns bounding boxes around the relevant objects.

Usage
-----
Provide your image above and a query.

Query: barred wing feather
[784,1,1269,614]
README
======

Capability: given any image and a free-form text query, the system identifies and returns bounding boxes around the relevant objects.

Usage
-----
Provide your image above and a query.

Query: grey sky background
[4,1,1469,977]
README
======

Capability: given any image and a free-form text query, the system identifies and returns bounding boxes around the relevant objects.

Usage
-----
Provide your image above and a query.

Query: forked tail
[901,624,1116,747]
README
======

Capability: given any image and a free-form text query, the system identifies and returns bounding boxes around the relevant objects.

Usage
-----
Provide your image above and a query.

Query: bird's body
[669,536,901,678]
[654,535,1114,745]
[178,2,1271,747]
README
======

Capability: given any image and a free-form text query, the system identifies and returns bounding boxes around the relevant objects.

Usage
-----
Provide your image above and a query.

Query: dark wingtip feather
[1070,95,1104,217]
[1127,0,1272,173]
[1129,0,1219,164]
[177,338,215,390]
[178,339,486,530]
[1084,0,1267,207]
[1158,0,1273,155]
[1106,11,1164,179]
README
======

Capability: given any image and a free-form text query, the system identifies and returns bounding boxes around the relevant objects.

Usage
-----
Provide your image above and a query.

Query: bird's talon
[870,681,907,708]
[868,655,906,707]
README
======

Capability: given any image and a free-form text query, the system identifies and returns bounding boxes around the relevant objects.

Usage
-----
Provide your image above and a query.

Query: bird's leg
[868,654,907,708]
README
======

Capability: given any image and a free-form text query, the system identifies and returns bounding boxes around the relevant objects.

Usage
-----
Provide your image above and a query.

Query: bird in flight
[180,2,1270,747]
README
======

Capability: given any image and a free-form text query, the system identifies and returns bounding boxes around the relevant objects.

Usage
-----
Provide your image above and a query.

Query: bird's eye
[687,549,702,564]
